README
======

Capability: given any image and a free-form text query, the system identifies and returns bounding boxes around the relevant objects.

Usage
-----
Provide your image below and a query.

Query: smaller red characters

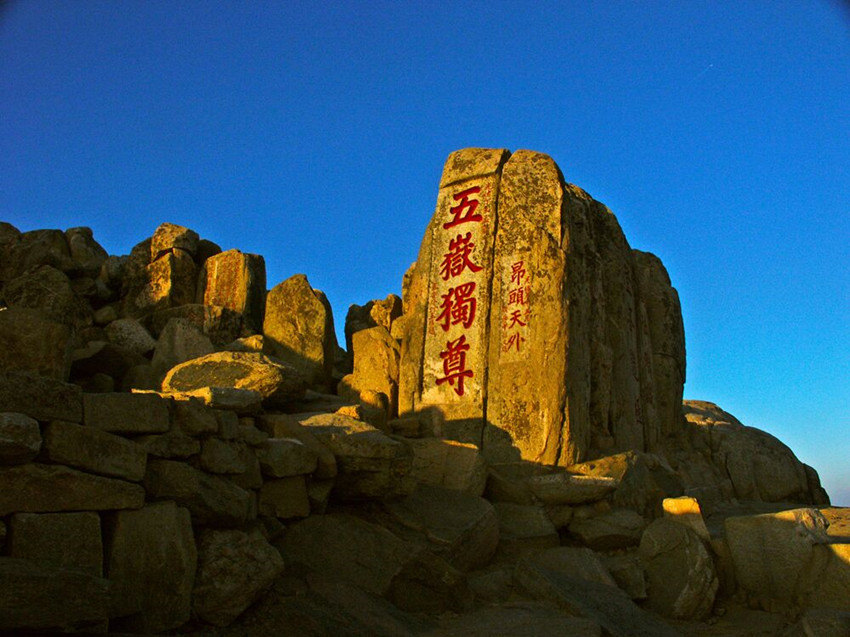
[504,332,526,353]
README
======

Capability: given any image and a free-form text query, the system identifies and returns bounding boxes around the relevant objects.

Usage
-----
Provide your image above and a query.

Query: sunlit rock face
[399,148,686,466]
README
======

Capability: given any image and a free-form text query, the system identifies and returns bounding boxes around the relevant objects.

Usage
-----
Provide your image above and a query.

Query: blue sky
[2,1,848,504]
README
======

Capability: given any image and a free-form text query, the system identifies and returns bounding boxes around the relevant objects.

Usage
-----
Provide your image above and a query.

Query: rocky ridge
[0,148,846,635]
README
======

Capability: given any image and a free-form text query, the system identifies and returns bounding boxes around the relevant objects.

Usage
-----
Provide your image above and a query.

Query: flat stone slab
[0,464,145,515]
[83,392,170,434]
[527,473,618,505]
[0,371,82,423]
[42,420,147,481]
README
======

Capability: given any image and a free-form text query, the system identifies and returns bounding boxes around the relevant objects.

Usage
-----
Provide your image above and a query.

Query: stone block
[258,475,311,519]
[192,528,284,626]
[200,249,267,334]
[150,222,199,260]
[43,420,147,481]
[0,412,42,465]
[0,371,82,423]
[257,437,318,478]
[527,472,618,505]
[568,508,646,551]
[0,557,110,630]
[83,392,170,434]
[8,512,102,576]
[0,307,73,380]
[143,459,252,526]
[200,438,247,474]
[105,501,197,633]
[0,464,144,515]
[408,437,487,496]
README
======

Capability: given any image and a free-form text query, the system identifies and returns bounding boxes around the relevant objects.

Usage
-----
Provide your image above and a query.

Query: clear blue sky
[2,1,848,504]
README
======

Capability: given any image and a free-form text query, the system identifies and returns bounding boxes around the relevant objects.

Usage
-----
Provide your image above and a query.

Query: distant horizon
[2,2,847,505]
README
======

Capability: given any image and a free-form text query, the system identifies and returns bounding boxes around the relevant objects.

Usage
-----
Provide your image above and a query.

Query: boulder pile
[0,148,846,635]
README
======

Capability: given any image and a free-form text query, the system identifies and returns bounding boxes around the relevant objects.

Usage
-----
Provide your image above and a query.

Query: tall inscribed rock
[399,148,686,466]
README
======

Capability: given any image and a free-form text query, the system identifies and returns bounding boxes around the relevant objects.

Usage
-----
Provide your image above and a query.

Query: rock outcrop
[0,150,841,635]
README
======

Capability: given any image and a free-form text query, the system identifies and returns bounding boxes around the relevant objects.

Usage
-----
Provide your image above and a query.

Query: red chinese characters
[436,334,473,396]
[440,232,482,281]
[434,186,485,397]
[443,186,482,229]
[437,281,477,332]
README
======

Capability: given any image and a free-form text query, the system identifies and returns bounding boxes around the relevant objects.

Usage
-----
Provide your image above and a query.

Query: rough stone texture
[263,273,338,390]
[1,228,74,283]
[105,317,157,356]
[345,293,403,352]
[65,226,108,277]
[174,398,219,436]
[601,551,648,600]
[0,463,144,515]
[126,249,197,316]
[200,438,247,474]
[106,501,197,633]
[662,496,710,542]
[526,472,618,505]
[150,222,199,260]
[0,557,110,630]
[143,459,253,526]
[414,149,508,446]
[0,371,82,422]
[257,437,318,478]
[340,325,400,418]
[0,307,74,380]
[492,503,559,558]
[724,507,839,612]
[383,485,499,571]
[83,392,170,434]
[171,386,263,414]
[513,560,680,637]
[399,148,687,465]
[430,603,602,637]
[523,547,618,589]
[259,414,337,479]
[144,303,243,346]
[8,512,102,576]
[258,475,311,519]
[296,412,414,500]
[200,249,267,335]
[71,340,144,384]
[0,412,42,465]
[193,528,285,626]
[671,401,817,506]
[408,437,487,496]
[639,518,718,620]
[569,508,646,550]
[569,451,682,517]
[2,264,89,325]
[279,513,413,597]
[136,430,201,458]
[162,351,307,409]
[43,420,147,481]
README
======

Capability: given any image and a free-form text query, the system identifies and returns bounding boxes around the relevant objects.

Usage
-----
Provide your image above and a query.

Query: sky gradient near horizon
[2,1,848,504]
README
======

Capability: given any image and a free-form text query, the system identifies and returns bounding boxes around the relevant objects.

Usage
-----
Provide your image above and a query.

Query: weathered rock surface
[0,412,42,465]
[514,560,680,637]
[104,317,156,356]
[8,512,102,575]
[0,307,73,379]
[639,517,718,620]
[724,507,848,613]
[43,420,147,481]
[263,273,337,390]
[258,475,311,519]
[259,413,337,479]
[408,437,487,496]
[105,501,196,633]
[257,437,318,478]
[193,528,284,626]
[662,495,710,542]
[383,484,499,571]
[0,557,110,630]
[144,302,243,345]
[200,248,267,335]
[298,412,414,499]
[339,325,400,417]
[83,392,170,434]
[150,222,199,260]
[0,463,144,515]
[492,502,559,558]
[0,371,82,422]
[527,471,618,505]
[345,293,403,353]
[65,226,108,277]
[143,459,253,526]
[569,508,646,550]
[162,351,307,408]
[2,264,89,325]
